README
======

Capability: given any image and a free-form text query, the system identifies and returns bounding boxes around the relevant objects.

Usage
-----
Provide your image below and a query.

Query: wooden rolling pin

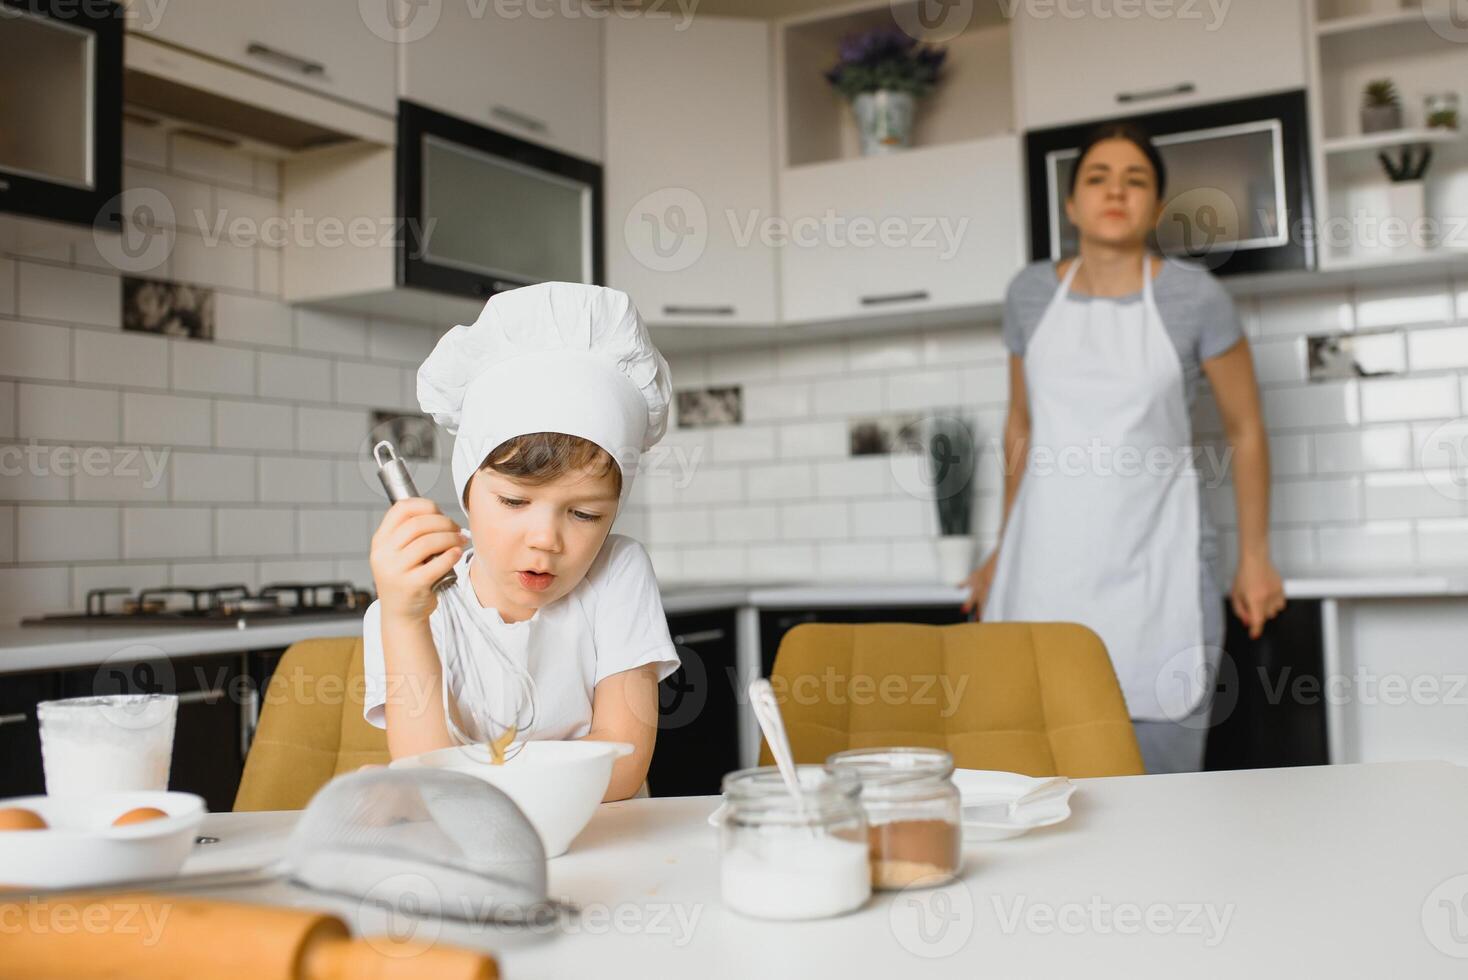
[0,892,498,980]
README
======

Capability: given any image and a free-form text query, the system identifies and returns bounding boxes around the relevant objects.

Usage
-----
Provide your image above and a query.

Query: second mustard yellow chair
[758,621,1144,777]
[234,636,389,811]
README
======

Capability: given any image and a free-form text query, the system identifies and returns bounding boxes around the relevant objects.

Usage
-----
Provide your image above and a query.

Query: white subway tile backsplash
[664,351,708,386]
[368,320,436,364]
[1359,376,1458,423]
[215,400,294,451]
[849,335,921,373]
[300,509,368,555]
[741,381,811,422]
[705,346,775,385]
[1354,281,1453,329]
[122,391,211,447]
[746,543,816,581]
[778,421,847,460]
[780,501,849,540]
[254,157,281,196]
[171,133,255,187]
[813,376,881,416]
[890,538,941,580]
[775,342,842,379]
[170,451,255,503]
[0,258,15,315]
[171,232,255,292]
[1316,522,1416,570]
[850,497,930,538]
[296,309,368,356]
[70,561,170,610]
[1313,426,1411,473]
[746,461,815,501]
[297,405,368,454]
[215,507,295,557]
[0,446,70,500]
[710,425,776,464]
[0,320,70,381]
[257,245,282,297]
[258,350,333,402]
[0,382,12,438]
[170,560,259,590]
[0,567,71,625]
[17,263,118,328]
[1249,338,1306,385]
[816,541,890,580]
[333,558,374,592]
[710,505,780,544]
[335,459,386,505]
[1363,472,1462,520]
[1272,478,1360,523]
[816,457,891,499]
[647,508,711,546]
[124,506,211,560]
[1406,325,1468,372]
[1261,382,1359,430]
[669,466,743,506]
[1257,291,1352,337]
[958,362,1010,406]
[214,292,292,348]
[920,324,1006,366]
[170,339,255,396]
[886,369,961,413]
[73,328,167,389]
[1269,434,1312,477]
[1416,518,1468,567]
[258,559,339,584]
[0,506,9,562]
[74,452,170,503]
[124,166,212,229]
[335,360,405,408]
[258,456,334,503]
[17,506,118,561]
[213,186,278,230]
[19,383,119,442]
[679,546,747,582]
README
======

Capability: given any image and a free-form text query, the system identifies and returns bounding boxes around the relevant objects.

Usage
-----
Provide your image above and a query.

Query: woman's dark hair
[1066,122,1167,199]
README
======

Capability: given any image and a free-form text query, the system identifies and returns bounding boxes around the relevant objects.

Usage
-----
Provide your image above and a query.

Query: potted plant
[1378,145,1434,250]
[1426,93,1459,131]
[1361,79,1403,134]
[824,27,946,156]
[925,414,977,584]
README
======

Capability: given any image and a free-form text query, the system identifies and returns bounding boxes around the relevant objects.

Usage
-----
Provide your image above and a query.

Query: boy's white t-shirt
[362,534,681,741]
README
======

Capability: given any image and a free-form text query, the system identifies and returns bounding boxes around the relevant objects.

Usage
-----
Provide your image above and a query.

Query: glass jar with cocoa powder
[825,747,962,890]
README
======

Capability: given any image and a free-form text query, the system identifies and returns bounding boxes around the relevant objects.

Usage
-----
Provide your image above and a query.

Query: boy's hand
[370,498,466,622]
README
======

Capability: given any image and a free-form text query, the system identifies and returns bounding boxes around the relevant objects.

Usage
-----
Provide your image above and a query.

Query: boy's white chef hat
[417,282,672,517]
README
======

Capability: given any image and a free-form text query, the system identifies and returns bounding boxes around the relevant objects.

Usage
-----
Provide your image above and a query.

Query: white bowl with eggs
[390,740,632,857]
[0,791,206,889]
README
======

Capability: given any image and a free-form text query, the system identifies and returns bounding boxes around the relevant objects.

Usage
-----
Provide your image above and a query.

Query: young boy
[362,283,680,802]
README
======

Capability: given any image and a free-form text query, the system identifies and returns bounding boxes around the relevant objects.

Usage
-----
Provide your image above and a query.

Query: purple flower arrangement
[824,26,947,101]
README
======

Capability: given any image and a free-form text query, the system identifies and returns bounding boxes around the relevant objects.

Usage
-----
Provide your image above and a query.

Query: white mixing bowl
[390,740,632,857]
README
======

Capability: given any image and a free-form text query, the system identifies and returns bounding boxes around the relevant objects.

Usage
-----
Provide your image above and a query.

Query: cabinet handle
[246,42,326,77]
[491,104,549,135]
[673,628,727,646]
[664,305,736,317]
[177,688,227,706]
[0,712,27,727]
[1116,82,1196,105]
[0,178,9,192]
[860,290,930,306]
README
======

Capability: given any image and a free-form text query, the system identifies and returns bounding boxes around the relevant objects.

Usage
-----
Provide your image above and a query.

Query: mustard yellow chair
[234,636,389,811]
[757,622,1145,777]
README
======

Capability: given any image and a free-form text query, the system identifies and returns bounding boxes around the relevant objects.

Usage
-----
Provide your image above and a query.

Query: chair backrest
[233,636,389,811]
[758,622,1144,777]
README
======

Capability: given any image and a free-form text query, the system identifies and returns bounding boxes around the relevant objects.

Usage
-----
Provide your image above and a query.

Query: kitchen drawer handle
[1116,82,1196,105]
[177,688,227,706]
[663,305,736,317]
[860,290,930,307]
[246,42,326,77]
[491,104,549,135]
[673,628,727,646]
[0,712,27,727]
[0,178,9,192]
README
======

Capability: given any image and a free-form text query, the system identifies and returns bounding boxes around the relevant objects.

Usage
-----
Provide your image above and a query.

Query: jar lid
[825,747,956,800]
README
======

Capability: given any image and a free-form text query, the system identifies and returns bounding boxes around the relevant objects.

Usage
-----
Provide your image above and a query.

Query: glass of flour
[37,694,178,796]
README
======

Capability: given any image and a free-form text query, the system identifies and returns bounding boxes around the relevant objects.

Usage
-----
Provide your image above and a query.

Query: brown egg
[0,807,48,831]
[111,806,170,827]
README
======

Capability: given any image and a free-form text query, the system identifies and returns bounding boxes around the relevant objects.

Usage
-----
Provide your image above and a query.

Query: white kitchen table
[174,761,1468,978]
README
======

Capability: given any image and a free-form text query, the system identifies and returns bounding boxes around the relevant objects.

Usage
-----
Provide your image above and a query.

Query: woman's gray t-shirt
[1001,257,1245,412]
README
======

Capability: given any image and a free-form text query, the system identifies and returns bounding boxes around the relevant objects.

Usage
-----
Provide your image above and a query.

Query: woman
[962,123,1285,774]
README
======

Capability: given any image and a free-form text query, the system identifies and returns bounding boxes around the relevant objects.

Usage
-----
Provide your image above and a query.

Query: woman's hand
[369,497,466,623]
[1230,553,1285,640]
[959,550,1000,618]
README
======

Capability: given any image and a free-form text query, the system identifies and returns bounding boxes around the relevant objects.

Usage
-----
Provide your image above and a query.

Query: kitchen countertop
[7,574,1468,673]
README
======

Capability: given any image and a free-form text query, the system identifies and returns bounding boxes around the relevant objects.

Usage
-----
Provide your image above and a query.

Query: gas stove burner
[22,581,375,628]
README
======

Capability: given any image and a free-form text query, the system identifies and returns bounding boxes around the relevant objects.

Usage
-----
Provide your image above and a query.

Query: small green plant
[1427,108,1459,130]
[1378,147,1432,182]
[1363,79,1401,110]
[824,27,947,101]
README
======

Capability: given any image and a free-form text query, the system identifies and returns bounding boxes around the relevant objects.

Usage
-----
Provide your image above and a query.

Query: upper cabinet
[605,15,778,326]
[1014,0,1309,130]
[123,0,397,115]
[398,0,603,162]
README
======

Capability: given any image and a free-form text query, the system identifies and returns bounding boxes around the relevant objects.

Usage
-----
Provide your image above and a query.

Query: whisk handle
[373,440,458,593]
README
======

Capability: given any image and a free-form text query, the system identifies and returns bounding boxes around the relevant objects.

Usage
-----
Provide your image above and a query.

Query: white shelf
[1316,9,1454,38]
[1321,245,1468,273]
[1323,128,1463,155]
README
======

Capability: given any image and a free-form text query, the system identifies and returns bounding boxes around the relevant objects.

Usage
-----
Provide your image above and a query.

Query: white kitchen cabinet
[605,15,777,327]
[123,0,397,115]
[779,137,1025,324]
[398,0,603,161]
[1013,0,1308,130]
